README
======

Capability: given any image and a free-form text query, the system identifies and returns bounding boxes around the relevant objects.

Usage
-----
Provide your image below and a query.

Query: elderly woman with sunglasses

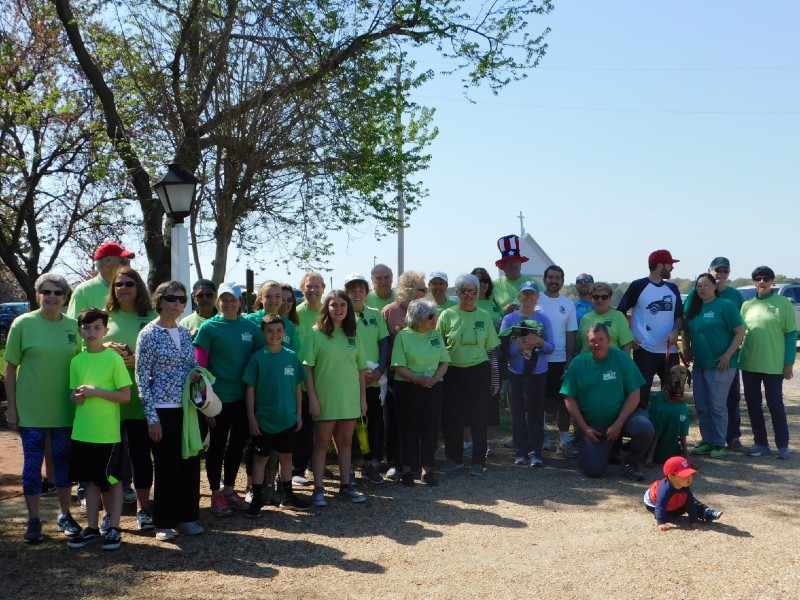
[105,267,158,530]
[577,282,635,354]
[5,273,81,543]
[436,274,501,476]
[136,281,203,541]
[391,299,450,486]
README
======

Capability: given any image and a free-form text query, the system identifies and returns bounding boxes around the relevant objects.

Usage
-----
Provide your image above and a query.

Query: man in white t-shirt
[537,265,578,457]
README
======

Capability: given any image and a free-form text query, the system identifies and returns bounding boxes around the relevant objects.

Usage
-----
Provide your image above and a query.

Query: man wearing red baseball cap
[616,249,683,409]
[67,242,135,319]
[643,456,722,530]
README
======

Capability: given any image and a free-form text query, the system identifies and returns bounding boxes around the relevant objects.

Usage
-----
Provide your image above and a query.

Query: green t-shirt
[578,309,635,352]
[296,302,321,342]
[194,314,263,403]
[180,311,215,337]
[436,306,501,368]
[684,298,743,369]
[648,391,690,464]
[5,311,80,428]
[739,293,797,374]
[70,348,132,443]
[354,306,389,388]
[391,327,451,381]
[431,297,457,316]
[244,310,302,354]
[559,348,645,427]
[302,327,366,421]
[365,290,395,311]
[491,275,541,310]
[684,285,744,312]
[476,298,504,329]
[67,276,110,318]
[243,347,306,433]
[106,309,157,420]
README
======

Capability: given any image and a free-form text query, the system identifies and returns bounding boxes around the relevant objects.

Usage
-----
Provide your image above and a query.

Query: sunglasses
[114,281,136,288]
[576,278,594,284]
[592,294,610,301]
[459,289,478,296]
[163,294,188,304]
[195,292,215,299]
[753,276,773,283]
[39,289,65,296]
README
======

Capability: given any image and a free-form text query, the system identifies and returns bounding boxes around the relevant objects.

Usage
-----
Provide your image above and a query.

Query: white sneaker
[156,528,177,541]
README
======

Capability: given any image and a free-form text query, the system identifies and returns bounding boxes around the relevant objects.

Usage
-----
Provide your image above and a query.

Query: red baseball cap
[663,456,698,478]
[648,249,679,265]
[94,242,135,261]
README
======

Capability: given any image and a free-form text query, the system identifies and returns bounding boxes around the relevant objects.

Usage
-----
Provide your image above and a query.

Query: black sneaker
[245,502,263,518]
[24,518,44,544]
[621,462,645,482]
[56,513,82,537]
[704,509,723,522]
[280,493,311,511]
[102,527,122,551]
[67,527,102,548]
[422,472,438,487]
[401,472,416,487]
[40,478,57,496]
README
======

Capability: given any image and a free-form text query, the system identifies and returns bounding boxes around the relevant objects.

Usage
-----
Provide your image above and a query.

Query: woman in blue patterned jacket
[136,281,202,542]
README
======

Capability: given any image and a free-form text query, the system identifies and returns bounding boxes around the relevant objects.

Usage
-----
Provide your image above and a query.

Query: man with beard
[617,250,684,409]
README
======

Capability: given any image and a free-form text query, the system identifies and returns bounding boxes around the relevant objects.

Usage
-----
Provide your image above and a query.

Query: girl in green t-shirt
[304,290,367,507]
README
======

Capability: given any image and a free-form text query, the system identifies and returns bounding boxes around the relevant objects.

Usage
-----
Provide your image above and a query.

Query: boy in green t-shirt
[243,314,309,517]
[67,308,132,551]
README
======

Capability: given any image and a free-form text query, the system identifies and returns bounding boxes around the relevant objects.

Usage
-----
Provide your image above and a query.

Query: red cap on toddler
[663,456,698,478]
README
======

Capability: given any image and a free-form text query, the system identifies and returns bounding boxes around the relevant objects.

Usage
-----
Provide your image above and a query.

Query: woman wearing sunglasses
[136,281,203,541]
[577,282,635,354]
[105,267,157,530]
[5,273,81,543]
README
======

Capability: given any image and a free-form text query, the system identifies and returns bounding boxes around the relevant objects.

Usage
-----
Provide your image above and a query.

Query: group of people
[4,235,796,547]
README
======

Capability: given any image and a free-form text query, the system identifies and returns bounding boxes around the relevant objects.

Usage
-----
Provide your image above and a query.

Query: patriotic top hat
[495,234,529,268]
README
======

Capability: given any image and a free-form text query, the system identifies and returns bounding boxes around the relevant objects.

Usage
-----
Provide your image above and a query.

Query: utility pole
[396,59,405,276]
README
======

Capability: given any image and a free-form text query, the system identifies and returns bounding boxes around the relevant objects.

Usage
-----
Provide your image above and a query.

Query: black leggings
[152,408,200,528]
[203,400,248,490]
[121,419,152,490]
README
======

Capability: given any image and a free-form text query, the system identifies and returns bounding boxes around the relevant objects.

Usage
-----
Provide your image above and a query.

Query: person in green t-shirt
[180,279,217,338]
[365,263,395,311]
[560,323,652,481]
[491,234,541,310]
[391,299,450,487]
[5,273,80,544]
[436,273,501,476]
[246,280,302,353]
[345,273,390,484]
[577,282,635,353]
[105,266,158,530]
[296,272,326,341]
[739,266,797,459]
[243,314,310,517]
[682,274,745,458]
[67,242,135,319]
[68,308,131,550]
[303,290,367,507]
[428,271,457,316]
[471,267,503,329]
[194,282,263,516]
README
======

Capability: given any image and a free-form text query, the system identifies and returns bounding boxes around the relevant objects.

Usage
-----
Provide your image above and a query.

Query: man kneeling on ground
[560,323,654,481]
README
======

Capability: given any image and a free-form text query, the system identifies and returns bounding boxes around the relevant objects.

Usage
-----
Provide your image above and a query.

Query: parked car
[0,302,30,346]
[737,283,800,334]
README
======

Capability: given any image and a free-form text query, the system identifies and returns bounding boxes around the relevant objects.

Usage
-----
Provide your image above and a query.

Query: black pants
[152,408,200,528]
[395,380,442,470]
[204,400,248,490]
[442,362,490,467]
[121,419,153,490]
[633,348,679,409]
[292,392,313,476]
[362,387,384,462]
[383,382,402,467]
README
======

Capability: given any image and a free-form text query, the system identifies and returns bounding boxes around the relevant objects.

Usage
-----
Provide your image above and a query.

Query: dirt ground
[1,358,798,600]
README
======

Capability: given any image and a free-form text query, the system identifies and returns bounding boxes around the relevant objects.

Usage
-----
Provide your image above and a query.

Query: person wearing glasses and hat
[67,242,135,319]
[491,234,540,310]
[616,249,684,409]
[574,274,595,324]
[180,280,218,339]
[428,271,456,316]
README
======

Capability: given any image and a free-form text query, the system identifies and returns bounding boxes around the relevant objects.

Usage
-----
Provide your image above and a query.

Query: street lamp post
[153,160,199,318]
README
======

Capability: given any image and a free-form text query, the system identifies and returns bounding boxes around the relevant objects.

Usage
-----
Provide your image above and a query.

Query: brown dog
[645,364,690,467]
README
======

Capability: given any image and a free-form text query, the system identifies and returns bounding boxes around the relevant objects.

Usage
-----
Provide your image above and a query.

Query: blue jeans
[577,408,654,477]
[507,372,546,457]
[692,367,736,447]
[742,371,789,449]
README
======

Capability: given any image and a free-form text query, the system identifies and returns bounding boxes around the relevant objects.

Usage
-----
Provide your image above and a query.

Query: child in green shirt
[67,308,131,551]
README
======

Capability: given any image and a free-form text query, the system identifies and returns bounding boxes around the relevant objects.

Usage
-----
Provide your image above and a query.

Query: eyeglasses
[427,314,436,320]
[459,288,478,296]
[753,276,773,283]
[114,281,136,288]
[592,294,610,301]
[39,289,64,296]
[195,292,215,299]
[163,294,188,304]
[576,278,594,284]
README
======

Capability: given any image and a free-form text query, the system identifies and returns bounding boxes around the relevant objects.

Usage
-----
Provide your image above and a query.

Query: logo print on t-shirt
[431,337,440,347]
[67,333,77,344]
[702,311,715,319]
[602,370,617,381]
[475,321,485,330]
[347,338,357,348]
[559,305,566,314]
[284,366,294,376]
[241,332,253,342]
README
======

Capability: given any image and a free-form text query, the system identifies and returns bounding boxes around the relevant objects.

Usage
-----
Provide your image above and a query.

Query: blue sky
[203,1,800,289]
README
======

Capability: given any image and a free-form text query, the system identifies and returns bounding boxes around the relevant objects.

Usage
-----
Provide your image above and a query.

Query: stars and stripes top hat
[495,234,529,268]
